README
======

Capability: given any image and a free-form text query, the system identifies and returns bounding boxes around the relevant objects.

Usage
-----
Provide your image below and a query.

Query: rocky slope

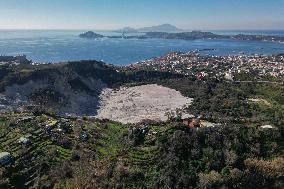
[0,61,119,116]
[0,61,183,118]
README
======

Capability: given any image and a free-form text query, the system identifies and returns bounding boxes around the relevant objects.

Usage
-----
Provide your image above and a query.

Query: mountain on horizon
[115,24,182,33]
[114,27,138,33]
[138,24,182,32]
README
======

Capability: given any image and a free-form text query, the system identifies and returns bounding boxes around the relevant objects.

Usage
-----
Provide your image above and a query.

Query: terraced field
[0,113,135,188]
[0,114,75,187]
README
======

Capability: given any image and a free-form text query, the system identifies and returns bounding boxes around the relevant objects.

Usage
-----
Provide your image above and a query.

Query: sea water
[0,30,284,65]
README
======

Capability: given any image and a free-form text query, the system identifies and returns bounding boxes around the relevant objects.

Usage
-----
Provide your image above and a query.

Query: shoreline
[2,50,284,67]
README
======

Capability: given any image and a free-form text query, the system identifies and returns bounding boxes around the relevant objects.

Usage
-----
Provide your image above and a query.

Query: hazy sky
[0,0,283,30]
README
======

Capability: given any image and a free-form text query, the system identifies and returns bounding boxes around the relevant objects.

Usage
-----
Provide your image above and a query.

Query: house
[45,120,58,130]
[0,152,12,165]
[15,55,31,64]
[80,131,88,141]
[181,114,201,128]
[200,121,222,128]
[182,117,200,128]
[260,125,276,129]
[18,134,32,145]
[189,118,201,128]
[15,116,33,125]
[181,114,195,120]
[19,137,29,145]
[0,55,31,65]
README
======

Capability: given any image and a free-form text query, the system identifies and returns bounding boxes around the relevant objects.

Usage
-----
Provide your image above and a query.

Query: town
[0,55,32,65]
[126,51,284,82]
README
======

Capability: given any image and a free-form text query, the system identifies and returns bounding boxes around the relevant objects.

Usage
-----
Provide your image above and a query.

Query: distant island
[79,30,284,43]
[138,23,182,32]
[143,31,224,40]
[79,31,104,39]
[114,23,183,33]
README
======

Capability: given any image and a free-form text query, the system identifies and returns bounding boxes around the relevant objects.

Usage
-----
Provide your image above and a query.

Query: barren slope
[96,84,193,123]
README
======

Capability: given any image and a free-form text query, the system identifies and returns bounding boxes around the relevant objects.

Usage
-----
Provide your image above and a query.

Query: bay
[0,30,284,65]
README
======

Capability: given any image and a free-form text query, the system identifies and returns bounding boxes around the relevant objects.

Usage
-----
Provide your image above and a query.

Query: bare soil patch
[96,84,193,124]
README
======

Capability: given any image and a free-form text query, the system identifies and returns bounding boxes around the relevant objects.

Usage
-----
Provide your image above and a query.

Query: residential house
[0,152,12,165]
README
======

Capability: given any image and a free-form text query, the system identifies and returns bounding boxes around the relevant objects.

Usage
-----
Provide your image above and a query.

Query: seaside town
[1,52,284,84]
[2,52,284,83]
[0,55,32,65]
[127,51,284,81]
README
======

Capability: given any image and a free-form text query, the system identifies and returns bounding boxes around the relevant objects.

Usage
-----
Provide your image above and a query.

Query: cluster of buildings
[127,51,284,81]
[0,55,32,65]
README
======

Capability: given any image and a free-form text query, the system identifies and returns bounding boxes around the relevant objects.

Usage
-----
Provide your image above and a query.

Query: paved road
[233,80,284,85]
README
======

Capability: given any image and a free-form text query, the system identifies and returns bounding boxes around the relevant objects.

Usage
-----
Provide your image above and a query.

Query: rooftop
[0,152,11,159]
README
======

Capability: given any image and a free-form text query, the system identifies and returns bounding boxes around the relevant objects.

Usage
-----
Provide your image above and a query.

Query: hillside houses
[127,52,284,81]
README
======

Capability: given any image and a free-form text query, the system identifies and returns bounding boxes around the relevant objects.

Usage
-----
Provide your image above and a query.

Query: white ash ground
[95,84,193,124]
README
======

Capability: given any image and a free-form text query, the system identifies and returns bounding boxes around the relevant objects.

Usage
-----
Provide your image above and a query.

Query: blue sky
[0,0,283,30]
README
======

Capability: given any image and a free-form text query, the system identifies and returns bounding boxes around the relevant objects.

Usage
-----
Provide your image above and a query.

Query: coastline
[0,30,284,65]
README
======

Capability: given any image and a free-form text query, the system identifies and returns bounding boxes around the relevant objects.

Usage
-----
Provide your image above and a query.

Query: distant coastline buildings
[0,55,32,65]
[127,51,284,81]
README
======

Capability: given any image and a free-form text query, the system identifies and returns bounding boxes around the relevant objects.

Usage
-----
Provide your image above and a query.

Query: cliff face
[2,75,108,116]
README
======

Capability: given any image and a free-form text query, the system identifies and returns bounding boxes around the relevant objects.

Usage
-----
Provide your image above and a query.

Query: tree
[198,171,223,189]
[244,157,284,188]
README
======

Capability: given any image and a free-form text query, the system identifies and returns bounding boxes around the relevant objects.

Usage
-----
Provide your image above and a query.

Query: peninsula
[79,30,284,43]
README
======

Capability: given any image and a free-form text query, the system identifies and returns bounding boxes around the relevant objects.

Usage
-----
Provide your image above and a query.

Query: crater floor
[96,84,193,124]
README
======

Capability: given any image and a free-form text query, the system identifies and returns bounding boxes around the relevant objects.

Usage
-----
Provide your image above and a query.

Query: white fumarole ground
[96,84,193,124]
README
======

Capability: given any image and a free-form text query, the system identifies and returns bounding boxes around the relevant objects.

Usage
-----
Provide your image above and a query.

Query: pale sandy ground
[248,98,271,106]
[95,84,193,124]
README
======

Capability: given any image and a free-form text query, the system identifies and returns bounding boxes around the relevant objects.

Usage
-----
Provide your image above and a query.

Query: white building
[260,125,276,129]
[0,152,12,165]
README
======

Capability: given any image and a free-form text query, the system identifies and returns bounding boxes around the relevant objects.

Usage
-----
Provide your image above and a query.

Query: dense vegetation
[0,62,283,188]
[1,113,282,188]
[156,78,284,137]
